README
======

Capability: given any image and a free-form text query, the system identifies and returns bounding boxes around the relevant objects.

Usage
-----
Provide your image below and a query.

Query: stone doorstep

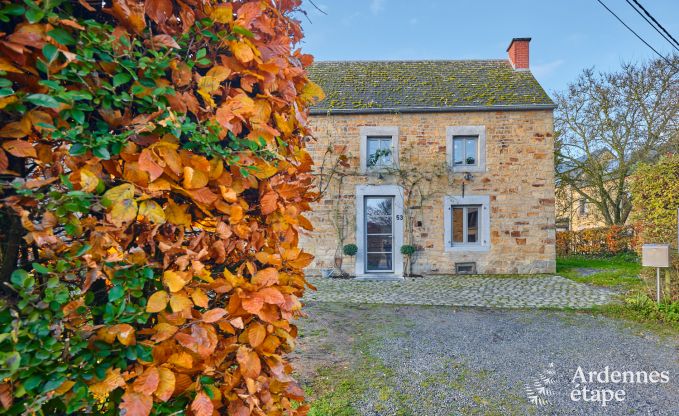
[353,274,404,281]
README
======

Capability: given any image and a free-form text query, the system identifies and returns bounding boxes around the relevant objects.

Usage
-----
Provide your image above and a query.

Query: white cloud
[532,59,565,78]
[370,0,386,15]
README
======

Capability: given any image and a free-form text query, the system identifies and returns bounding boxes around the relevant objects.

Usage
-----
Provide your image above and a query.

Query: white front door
[364,196,394,273]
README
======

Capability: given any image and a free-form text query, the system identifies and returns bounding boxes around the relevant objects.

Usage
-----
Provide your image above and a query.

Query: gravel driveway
[292,303,679,415]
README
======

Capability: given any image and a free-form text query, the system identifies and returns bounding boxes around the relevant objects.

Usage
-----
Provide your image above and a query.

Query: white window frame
[446,126,486,173]
[443,195,490,252]
[360,126,399,173]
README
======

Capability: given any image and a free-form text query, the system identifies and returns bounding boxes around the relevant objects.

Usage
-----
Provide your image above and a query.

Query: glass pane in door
[365,196,394,272]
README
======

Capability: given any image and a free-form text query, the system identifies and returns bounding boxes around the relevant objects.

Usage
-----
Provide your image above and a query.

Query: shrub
[342,244,358,257]
[0,1,322,415]
[556,225,638,256]
[400,245,416,256]
[630,155,679,301]
[625,293,679,323]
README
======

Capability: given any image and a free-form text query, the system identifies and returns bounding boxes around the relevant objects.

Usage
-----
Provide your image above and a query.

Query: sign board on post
[641,244,670,304]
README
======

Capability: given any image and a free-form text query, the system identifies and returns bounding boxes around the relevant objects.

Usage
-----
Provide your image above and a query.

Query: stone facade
[301,110,556,276]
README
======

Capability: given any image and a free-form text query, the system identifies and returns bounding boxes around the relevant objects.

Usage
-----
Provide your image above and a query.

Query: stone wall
[302,110,556,275]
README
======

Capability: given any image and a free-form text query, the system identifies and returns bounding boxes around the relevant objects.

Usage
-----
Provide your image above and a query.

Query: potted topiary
[340,243,358,277]
[400,244,416,277]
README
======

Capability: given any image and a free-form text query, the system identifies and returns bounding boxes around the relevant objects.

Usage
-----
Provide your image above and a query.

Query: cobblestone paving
[305,275,615,309]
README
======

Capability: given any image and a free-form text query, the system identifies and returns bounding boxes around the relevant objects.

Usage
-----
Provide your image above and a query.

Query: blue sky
[297,0,678,95]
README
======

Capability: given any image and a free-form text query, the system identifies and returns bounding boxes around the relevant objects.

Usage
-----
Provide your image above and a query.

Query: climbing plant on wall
[0,0,322,414]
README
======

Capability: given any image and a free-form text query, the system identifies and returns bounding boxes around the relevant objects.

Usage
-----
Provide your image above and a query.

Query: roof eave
[309,103,556,116]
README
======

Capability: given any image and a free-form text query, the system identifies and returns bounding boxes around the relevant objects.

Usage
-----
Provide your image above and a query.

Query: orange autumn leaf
[152,323,178,342]
[163,270,189,292]
[88,368,126,398]
[2,140,36,158]
[202,308,227,323]
[236,346,261,379]
[146,290,169,313]
[191,391,214,416]
[252,267,279,287]
[133,366,159,395]
[248,322,266,348]
[119,390,153,416]
[155,367,175,402]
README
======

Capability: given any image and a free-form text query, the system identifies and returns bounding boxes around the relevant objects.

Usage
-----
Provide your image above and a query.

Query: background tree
[555,56,679,226]
[0,1,322,415]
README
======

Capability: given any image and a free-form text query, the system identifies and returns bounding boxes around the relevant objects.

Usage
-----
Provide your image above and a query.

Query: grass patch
[558,254,679,335]
[557,253,642,290]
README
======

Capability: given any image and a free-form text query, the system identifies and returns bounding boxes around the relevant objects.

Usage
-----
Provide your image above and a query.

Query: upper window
[366,136,393,168]
[578,199,587,216]
[446,126,486,172]
[360,126,399,172]
[453,136,479,167]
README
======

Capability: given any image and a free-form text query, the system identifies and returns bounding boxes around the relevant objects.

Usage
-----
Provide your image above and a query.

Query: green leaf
[25,93,59,108]
[112,72,131,87]
[69,143,87,156]
[4,351,21,376]
[196,48,206,59]
[42,44,58,61]
[2,4,25,16]
[42,376,66,393]
[23,375,43,391]
[108,286,125,302]
[32,263,50,274]
[25,8,44,24]
[10,269,32,289]
[47,28,76,46]
[93,146,110,160]
[232,25,254,38]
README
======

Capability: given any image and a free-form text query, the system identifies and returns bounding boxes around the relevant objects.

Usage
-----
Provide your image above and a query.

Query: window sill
[445,244,490,252]
[450,165,486,173]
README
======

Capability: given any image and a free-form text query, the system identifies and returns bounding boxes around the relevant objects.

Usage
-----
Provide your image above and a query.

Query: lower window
[451,205,481,245]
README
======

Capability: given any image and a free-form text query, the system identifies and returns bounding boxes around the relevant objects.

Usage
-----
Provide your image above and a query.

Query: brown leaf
[0,119,30,139]
[0,383,12,410]
[106,0,146,33]
[152,323,178,342]
[165,200,192,226]
[260,191,278,215]
[151,34,180,49]
[138,149,164,181]
[133,366,159,395]
[88,368,126,398]
[155,367,175,402]
[0,149,9,172]
[248,322,266,348]
[236,346,261,379]
[191,391,214,416]
[201,308,226,323]
[2,140,36,158]
[146,290,169,313]
[252,267,279,287]
[144,0,173,25]
[119,390,153,416]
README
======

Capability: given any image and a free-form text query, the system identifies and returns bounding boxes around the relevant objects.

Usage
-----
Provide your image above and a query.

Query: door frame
[355,185,404,278]
[363,196,395,273]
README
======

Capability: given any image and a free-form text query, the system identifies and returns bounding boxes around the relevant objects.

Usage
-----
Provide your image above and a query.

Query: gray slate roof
[307,60,555,114]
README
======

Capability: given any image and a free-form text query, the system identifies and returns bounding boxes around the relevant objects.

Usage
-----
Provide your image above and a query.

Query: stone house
[302,38,557,278]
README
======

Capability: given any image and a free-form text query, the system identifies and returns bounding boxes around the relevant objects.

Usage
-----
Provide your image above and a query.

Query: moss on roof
[307,60,554,114]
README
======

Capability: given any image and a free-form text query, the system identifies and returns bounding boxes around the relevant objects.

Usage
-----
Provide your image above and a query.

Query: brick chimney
[507,37,531,70]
